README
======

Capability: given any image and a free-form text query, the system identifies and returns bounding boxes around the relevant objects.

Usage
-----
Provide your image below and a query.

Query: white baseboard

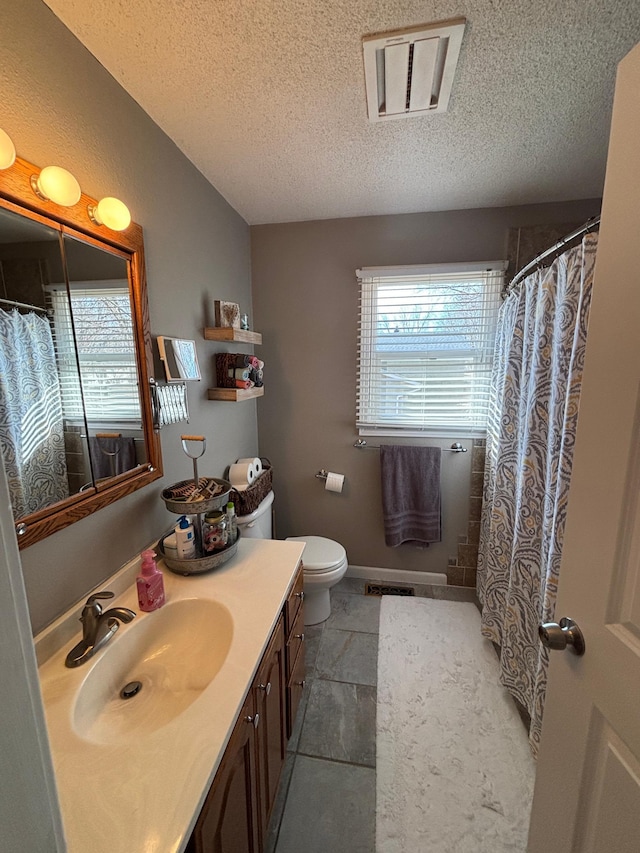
[347,564,447,586]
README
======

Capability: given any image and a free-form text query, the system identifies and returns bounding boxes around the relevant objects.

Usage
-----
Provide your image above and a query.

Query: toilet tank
[236,490,274,539]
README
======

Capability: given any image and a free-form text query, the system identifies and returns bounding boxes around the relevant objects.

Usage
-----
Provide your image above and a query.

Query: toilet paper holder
[316,469,345,493]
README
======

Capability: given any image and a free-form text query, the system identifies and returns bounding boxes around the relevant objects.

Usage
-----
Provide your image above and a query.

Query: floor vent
[366,583,415,597]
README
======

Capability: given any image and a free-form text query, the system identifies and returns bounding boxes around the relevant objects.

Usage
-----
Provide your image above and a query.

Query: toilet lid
[286,536,346,572]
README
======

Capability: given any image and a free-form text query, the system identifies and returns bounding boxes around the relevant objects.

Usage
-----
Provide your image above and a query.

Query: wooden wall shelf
[204,327,262,345]
[208,387,264,402]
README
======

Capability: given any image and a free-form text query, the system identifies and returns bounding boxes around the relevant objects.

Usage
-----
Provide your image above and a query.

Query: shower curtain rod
[505,215,601,295]
[0,296,49,314]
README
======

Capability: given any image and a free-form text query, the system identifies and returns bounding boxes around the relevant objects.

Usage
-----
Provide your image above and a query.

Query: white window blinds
[47,282,142,424]
[356,262,506,436]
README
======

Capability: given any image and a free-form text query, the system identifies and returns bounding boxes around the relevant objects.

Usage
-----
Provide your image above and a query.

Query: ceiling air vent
[362,18,466,122]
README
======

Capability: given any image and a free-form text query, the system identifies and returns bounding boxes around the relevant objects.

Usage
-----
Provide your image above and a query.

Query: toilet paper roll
[229,461,256,488]
[237,456,263,476]
[325,472,345,493]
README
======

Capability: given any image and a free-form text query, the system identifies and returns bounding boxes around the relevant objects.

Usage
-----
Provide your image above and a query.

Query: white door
[527,42,640,851]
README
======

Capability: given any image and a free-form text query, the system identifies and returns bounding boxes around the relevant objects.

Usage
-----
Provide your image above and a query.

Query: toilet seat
[285,535,346,573]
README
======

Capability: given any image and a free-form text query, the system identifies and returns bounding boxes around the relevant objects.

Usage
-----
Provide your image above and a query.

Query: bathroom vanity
[36,538,306,853]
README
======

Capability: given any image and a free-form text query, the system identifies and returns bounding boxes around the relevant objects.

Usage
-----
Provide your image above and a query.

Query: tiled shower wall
[63,425,90,495]
[447,439,486,588]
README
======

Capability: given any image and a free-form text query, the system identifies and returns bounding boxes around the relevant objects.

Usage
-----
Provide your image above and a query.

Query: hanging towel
[380,445,441,547]
[89,436,137,480]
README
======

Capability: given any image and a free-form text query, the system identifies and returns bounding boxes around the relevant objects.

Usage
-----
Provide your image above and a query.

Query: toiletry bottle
[137,549,165,612]
[226,501,237,544]
[175,515,196,559]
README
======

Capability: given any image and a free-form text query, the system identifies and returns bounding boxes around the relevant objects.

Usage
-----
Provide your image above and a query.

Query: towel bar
[353,440,467,453]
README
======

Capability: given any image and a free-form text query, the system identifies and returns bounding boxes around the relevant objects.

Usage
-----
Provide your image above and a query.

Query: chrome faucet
[65,591,135,668]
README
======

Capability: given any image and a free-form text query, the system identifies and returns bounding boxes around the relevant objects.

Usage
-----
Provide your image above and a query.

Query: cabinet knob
[295,590,305,601]
[295,679,306,688]
[245,713,260,729]
[258,682,272,695]
[294,633,305,642]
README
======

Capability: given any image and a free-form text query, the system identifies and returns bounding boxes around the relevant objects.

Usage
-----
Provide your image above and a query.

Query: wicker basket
[230,465,273,516]
[215,353,251,388]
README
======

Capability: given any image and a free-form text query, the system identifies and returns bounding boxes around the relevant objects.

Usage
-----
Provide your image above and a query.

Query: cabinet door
[287,637,307,740]
[187,692,260,853]
[254,615,287,842]
[285,564,304,635]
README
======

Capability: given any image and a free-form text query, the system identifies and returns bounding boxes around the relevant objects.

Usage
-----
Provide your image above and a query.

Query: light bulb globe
[32,165,81,207]
[0,128,16,170]
[90,197,131,231]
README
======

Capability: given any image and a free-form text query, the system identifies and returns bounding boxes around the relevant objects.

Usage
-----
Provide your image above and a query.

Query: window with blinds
[47,282,142,424]
[356,262,506,436]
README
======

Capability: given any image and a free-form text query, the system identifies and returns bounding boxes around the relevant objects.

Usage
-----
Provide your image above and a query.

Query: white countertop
[36,538,305,853]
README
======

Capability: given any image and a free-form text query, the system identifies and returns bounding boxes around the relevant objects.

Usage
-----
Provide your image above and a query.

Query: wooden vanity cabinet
[187,563,304,853]
[186,687,260,853]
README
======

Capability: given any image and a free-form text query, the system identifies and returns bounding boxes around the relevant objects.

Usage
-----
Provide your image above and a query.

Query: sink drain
[120,680,142,700]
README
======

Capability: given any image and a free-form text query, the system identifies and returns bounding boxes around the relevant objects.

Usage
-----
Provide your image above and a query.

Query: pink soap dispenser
[136,549,165,612]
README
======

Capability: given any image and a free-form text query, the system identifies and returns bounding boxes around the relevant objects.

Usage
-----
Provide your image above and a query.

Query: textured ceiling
[43,0,640,225]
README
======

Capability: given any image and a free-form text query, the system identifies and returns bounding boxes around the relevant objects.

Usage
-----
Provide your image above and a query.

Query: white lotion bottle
[175,515,196,559]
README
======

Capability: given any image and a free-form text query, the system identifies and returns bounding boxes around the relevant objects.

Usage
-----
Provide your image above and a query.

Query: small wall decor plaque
[214,300,241,329]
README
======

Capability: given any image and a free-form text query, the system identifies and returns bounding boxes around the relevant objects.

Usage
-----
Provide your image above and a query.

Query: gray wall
[251,201,600,576]
[2,0,258,633]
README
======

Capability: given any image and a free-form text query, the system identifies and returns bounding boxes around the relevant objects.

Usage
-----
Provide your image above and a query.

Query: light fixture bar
[1,131,133,232]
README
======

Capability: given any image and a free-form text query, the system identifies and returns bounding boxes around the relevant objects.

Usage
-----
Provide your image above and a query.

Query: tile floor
[264,577,478,853]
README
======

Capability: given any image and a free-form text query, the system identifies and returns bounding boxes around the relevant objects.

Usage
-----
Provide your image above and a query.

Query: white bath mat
[377,597,535,853]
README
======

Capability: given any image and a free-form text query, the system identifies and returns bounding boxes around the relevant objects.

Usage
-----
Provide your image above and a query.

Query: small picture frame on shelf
[214,300,241,329]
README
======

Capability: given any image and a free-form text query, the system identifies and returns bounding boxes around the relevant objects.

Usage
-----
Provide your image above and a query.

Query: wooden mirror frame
[0,155,162,549]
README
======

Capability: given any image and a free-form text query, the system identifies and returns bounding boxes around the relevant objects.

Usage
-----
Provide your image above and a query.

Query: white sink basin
[72,598,233,744]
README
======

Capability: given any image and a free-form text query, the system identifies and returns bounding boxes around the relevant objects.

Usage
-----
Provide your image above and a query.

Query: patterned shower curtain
[477,232,598,756]
[0,309,69,518]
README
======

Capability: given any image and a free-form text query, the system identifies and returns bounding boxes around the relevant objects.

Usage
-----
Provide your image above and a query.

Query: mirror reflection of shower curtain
[476,232,598,757]
[0,309,69,519]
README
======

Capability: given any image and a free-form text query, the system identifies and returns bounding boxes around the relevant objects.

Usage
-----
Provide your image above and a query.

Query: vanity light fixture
[0,128,16,169]
[88,196,131,232]
[30,165,82,207]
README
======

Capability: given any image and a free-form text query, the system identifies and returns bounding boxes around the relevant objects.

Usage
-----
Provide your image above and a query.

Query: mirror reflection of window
[60,235,146,486]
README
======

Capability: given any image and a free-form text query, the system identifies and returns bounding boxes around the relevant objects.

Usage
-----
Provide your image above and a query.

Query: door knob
[539,617,586,656]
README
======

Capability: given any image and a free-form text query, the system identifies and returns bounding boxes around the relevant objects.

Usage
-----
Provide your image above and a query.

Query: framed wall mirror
[0,155,162,548]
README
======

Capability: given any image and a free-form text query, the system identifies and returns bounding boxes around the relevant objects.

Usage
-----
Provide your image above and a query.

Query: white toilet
[235,491,348,625]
